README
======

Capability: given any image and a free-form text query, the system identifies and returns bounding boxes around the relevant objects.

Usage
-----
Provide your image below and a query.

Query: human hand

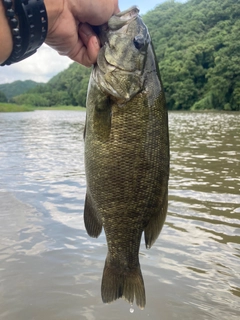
[45,0,119,67]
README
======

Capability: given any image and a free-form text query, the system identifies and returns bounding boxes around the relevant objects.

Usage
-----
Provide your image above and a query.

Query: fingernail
[92,36,100,49]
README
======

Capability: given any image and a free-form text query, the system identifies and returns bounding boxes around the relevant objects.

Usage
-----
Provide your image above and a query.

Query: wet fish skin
[84,6,169,309]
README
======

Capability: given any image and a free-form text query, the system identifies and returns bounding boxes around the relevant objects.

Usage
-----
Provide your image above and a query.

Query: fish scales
[84,6,169,309]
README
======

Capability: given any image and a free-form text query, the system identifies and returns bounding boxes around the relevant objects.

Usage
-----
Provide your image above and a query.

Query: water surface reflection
[0,111,239,320]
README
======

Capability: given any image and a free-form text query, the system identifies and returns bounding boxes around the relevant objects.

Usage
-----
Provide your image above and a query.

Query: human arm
[0,0,119,66]
[0,0,13,64]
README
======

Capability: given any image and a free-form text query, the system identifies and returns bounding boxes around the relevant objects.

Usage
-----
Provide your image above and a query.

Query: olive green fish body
[84,6,169,309]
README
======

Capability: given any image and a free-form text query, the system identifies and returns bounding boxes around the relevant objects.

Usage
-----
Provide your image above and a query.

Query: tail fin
[101,259,146,309]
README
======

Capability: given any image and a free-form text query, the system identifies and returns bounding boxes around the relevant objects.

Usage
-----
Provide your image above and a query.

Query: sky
[0,0,185,84]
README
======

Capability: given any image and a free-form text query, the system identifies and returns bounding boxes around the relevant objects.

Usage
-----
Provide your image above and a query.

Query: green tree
[144,0,240,110]
[0,91,7,102]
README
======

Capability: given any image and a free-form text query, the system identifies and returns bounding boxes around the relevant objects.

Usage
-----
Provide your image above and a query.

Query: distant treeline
[10,64,91,107]
[5,0,240,110]
[0,80,42,100]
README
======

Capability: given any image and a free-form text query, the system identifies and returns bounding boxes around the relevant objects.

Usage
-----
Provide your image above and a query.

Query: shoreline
[0,103,239,113]
[0,103,86,112]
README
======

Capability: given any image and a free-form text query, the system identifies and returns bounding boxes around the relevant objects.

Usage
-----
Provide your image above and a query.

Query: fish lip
[107,6,140,31]
[98,6,144,57]
[97,6,139,43]
[114,5,140,18]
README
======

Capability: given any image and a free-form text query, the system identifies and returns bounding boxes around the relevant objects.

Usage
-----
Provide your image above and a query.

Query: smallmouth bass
[84,6,169,309]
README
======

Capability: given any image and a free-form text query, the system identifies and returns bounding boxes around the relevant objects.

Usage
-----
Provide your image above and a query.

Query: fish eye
[133,35,145,50]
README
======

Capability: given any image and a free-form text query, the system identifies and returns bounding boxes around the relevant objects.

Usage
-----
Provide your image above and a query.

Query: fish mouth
[108,6,140,30]
[96,6,148,73]
[115,5,140,18]
[97,6,140,45]
[93,6,146,102]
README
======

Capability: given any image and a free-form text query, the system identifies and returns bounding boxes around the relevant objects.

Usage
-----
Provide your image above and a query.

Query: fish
[83,6,169,309]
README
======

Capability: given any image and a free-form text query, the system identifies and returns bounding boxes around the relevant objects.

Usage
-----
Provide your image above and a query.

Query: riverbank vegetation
[0,103,85,112]
[0,103,34,112]
[1,0,240,111]
[34,106,86,111]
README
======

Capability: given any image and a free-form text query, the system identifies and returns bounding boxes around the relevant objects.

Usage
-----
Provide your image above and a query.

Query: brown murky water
[0,111,239,320]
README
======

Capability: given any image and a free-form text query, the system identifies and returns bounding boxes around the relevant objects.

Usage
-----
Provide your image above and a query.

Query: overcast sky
[0,0,185,84]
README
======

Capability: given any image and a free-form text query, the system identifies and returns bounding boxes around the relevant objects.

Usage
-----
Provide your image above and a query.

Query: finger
[78,23,100,64]
[78,35,99,66]
[78,23,97,47]
[114,0,120,14]
[75,0,120,25]
[87,35,100,63]
[76,24,100,66]
[70,35,99,67]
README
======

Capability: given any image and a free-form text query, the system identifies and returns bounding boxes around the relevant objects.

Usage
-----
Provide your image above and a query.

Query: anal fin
[84,193,102,238]
[144,191,168,249]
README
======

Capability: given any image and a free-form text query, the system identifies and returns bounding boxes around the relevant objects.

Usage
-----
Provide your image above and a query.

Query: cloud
[0,44,72,84]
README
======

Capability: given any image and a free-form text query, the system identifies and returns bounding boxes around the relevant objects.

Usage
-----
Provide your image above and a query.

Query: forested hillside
[12,0,240,110]
[0,80,42,100]
[0,91,7,102]
[143,0,240,110]
[12,63,90,107]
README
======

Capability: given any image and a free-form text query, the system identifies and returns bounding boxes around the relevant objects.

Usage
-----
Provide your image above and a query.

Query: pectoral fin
[93,93,112,141]
[84,193,102,238]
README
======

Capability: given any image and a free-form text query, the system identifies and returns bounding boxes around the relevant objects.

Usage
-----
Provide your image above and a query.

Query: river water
[0,110,239,320]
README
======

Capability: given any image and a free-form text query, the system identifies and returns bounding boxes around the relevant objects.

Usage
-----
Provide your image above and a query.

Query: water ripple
[0,110,239,319]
